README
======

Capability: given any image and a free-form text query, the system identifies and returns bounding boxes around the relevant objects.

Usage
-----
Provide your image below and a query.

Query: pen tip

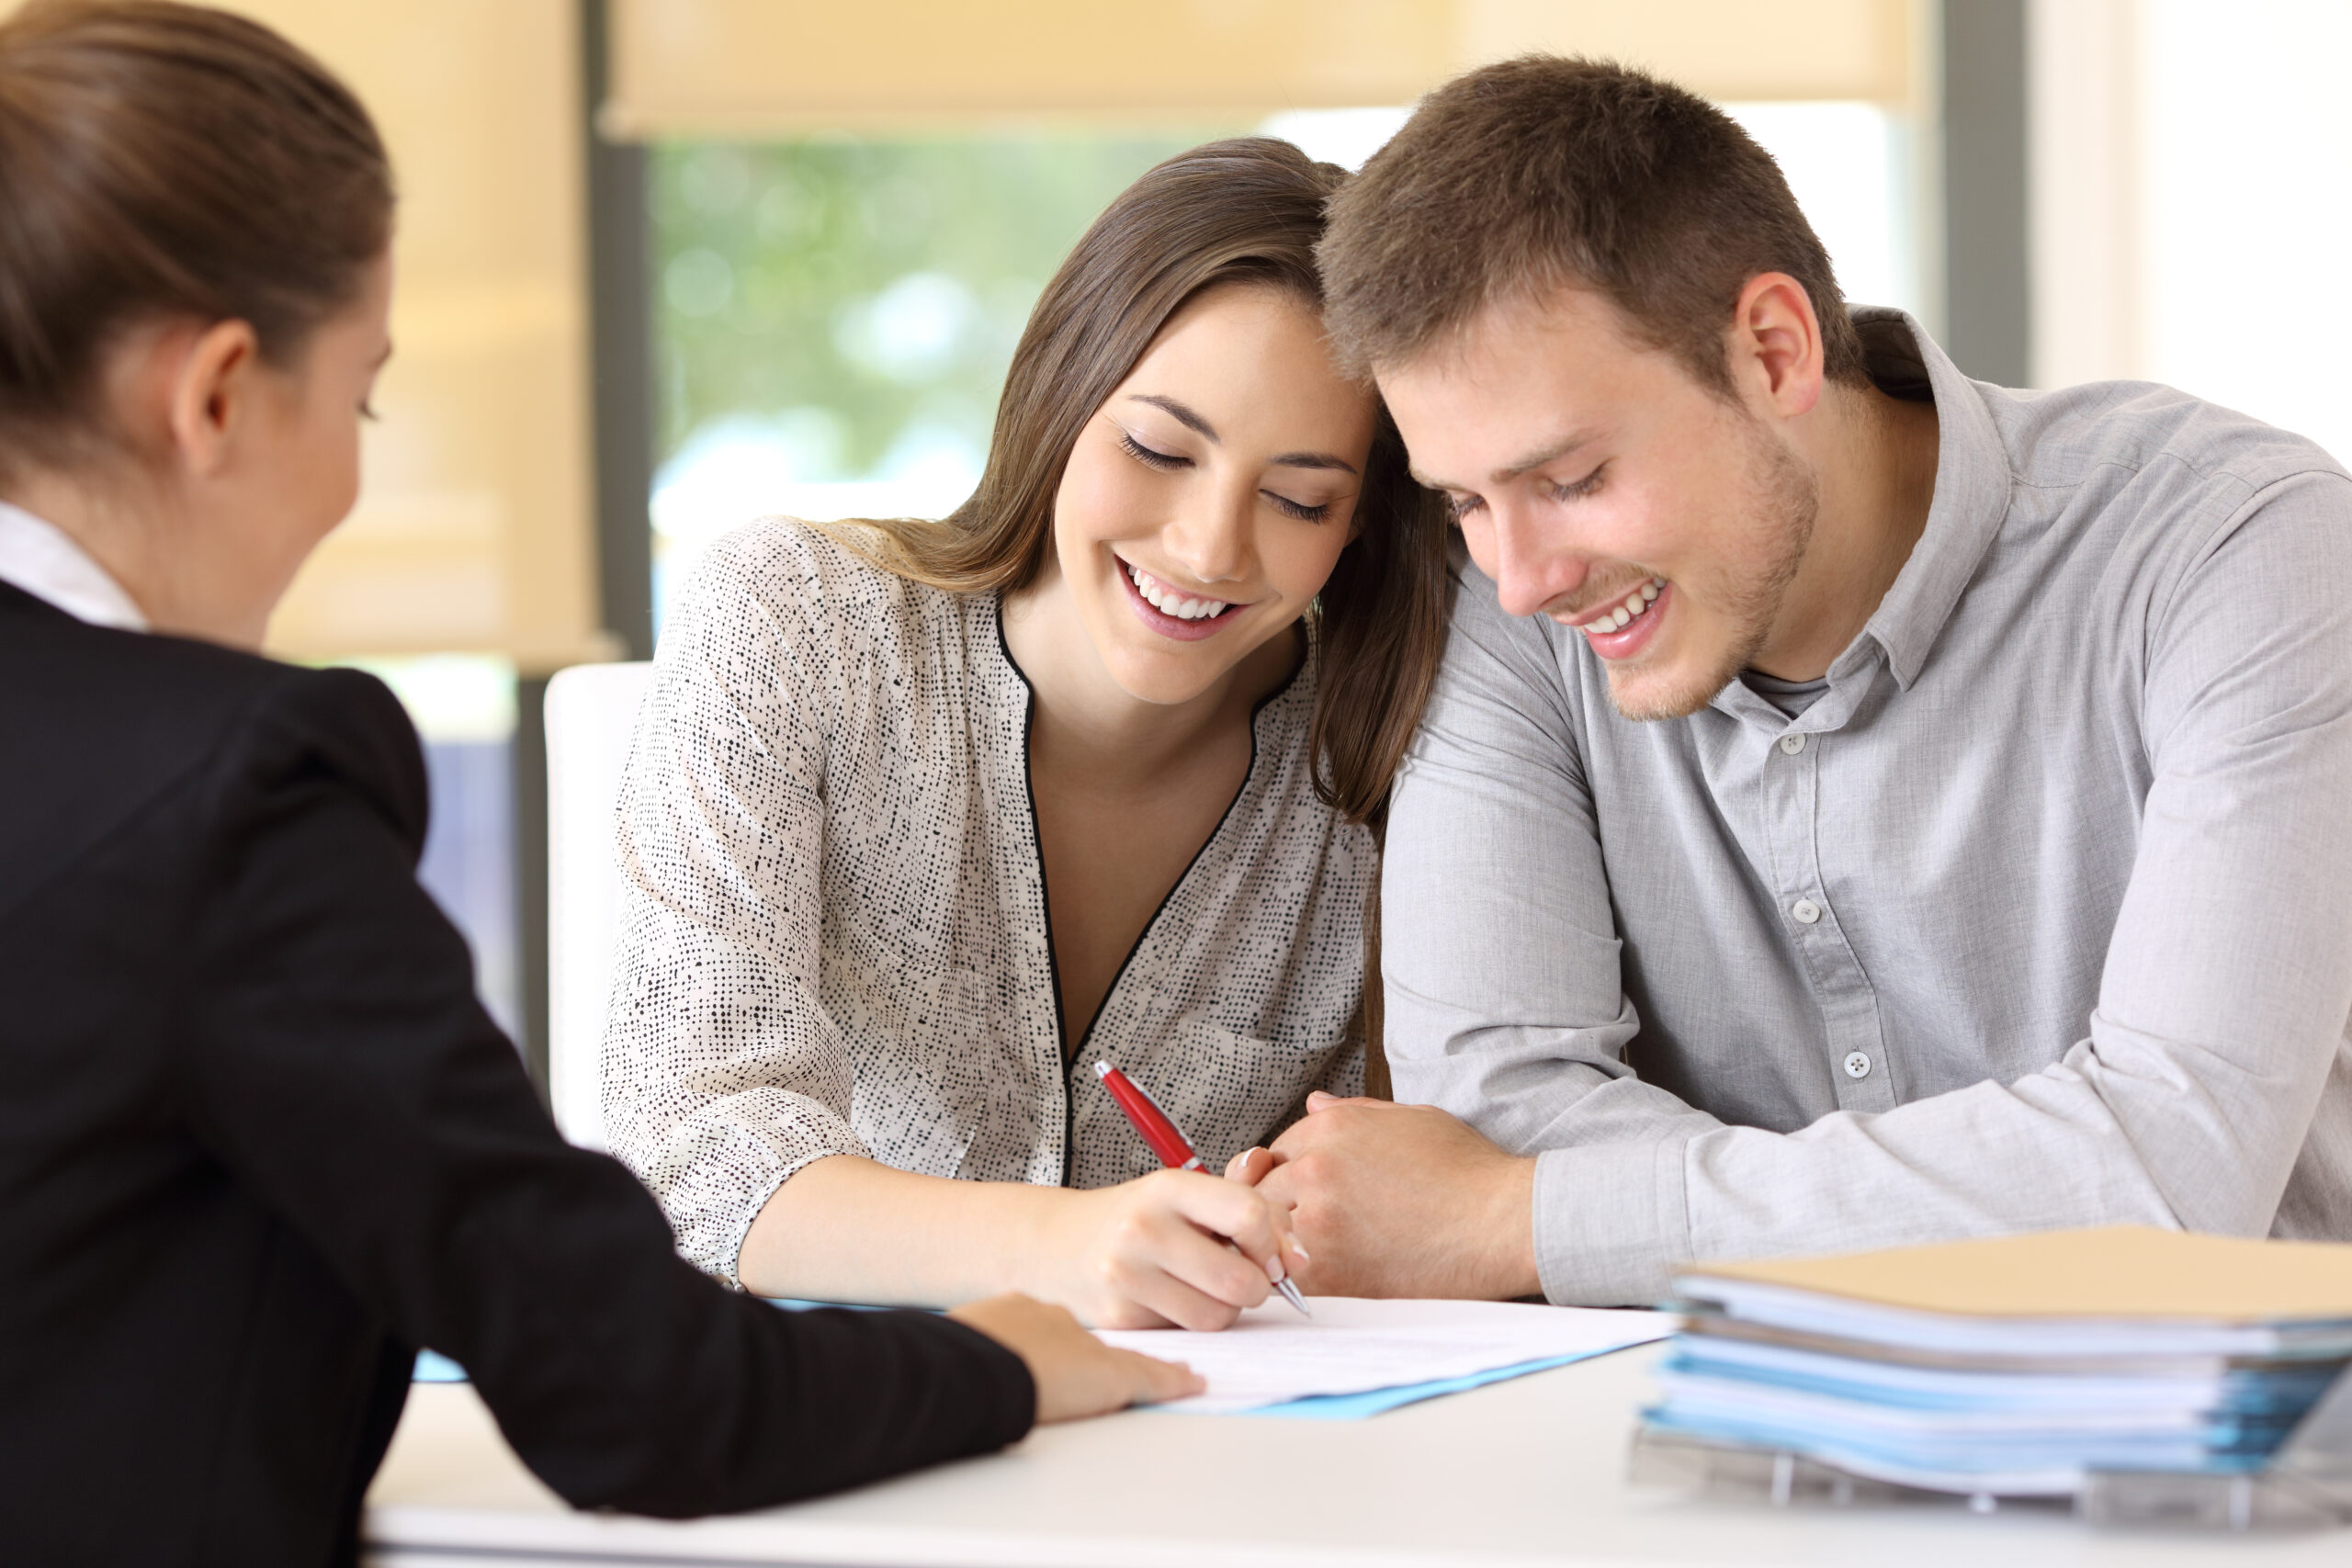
[1091,1061,1113,1078]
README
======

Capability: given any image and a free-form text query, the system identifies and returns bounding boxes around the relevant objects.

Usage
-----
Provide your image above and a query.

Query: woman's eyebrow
[1128,393,1359,475]
[1269,451,1358,475]
[1127,393,1217,440]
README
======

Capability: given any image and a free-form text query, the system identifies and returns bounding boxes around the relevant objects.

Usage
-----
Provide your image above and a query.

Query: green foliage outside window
[650,133,1234,481]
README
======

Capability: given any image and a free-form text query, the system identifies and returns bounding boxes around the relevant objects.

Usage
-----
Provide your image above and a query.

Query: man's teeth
[1127,561,1230,621]
[1591,577,1665,634]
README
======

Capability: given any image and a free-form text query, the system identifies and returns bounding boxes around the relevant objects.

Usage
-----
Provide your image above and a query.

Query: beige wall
[187,1,606,672]
[608,0,1919,136]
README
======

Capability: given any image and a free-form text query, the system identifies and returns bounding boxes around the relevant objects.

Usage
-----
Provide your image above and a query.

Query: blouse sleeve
[601,529,870,1285]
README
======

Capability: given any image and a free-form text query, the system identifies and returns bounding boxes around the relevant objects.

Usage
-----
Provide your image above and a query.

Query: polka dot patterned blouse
[602,521,1373,1285]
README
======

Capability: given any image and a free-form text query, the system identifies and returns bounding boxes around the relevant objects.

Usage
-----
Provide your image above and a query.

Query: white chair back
[544,660,653,1151]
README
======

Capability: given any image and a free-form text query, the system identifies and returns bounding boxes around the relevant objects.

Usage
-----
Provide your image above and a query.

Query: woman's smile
[1115,553,1250,641]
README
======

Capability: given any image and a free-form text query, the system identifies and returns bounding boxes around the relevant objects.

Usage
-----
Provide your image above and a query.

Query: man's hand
[1246,1093,1541,1300]
[946,1293,1203,1422]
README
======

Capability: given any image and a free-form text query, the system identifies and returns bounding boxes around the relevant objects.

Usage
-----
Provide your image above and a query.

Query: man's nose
[1487,496,1589,619]
[1160,481,1254,585]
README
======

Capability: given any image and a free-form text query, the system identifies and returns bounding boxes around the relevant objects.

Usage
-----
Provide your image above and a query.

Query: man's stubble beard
[1605,418,1819,723]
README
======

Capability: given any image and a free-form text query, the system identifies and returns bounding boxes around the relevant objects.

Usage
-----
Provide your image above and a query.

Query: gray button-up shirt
[1384,310,2352,1306]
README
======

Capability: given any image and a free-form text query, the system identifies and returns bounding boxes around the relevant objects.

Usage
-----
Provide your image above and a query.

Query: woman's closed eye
[1118,422,1336,521]
[1118,429,1188,470]
[1262,490,1332,524]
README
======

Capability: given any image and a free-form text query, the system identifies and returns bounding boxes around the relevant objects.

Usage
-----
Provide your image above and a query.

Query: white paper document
[1094,1296,1669,1414]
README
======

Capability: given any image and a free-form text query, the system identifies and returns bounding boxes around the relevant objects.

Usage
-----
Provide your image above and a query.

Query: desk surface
[365,1342,2345,1567]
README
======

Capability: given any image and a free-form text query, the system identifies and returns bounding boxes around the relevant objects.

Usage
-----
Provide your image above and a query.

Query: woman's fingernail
[1266,1254,1287,1283]
[1288,1237,1311,1262]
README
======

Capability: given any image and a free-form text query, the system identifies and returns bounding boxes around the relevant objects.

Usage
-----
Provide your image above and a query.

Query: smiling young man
[1243,56,2352,1305]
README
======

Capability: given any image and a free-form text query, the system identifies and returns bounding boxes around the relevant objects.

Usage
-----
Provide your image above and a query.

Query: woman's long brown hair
[821,136,1452,829]
[826,139,1452,1086]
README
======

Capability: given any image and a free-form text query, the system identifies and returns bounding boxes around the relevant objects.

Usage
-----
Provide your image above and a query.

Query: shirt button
[1791,898,1822,925]
[1779,733,1806,755]
[1844,1051,1873,1080]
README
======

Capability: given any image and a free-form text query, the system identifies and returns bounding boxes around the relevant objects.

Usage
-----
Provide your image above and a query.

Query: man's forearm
[1473,1149,1543,1300]
[1514,1038,2319,1308]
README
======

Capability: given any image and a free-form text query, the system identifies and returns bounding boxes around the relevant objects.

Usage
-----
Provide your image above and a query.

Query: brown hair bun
[0,0,392,472]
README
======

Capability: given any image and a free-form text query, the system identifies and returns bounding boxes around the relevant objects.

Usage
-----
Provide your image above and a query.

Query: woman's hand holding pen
[1023,1168,1307,1330]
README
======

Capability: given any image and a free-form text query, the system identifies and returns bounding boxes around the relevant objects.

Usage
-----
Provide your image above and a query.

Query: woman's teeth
[1590,577,1664,634]
[1127,561,1231,621]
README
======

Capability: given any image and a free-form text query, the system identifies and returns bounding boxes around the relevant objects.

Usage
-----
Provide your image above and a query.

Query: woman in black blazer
[0,6,1193,1565]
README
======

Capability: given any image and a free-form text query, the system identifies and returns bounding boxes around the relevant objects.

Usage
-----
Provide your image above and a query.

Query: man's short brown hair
[1319,55,1868,395]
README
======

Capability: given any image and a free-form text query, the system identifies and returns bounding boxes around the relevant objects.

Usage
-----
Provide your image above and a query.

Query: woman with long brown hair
[604,139,1450,1327]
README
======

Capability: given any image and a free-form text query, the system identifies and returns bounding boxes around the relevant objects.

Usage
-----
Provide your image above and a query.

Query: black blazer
[0,581,1033,1567]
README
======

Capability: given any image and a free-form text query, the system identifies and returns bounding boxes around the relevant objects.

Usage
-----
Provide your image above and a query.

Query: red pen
[1092,1060,1310,1316]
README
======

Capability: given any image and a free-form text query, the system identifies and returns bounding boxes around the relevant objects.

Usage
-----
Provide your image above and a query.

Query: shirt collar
[1851,308,2014,690]
[0,500,149,632]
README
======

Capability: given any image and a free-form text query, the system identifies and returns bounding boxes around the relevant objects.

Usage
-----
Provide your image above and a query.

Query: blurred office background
[123,0,2347,1093]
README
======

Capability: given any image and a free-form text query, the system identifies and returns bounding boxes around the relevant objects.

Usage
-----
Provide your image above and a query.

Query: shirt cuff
[1531,1134,1694,1306]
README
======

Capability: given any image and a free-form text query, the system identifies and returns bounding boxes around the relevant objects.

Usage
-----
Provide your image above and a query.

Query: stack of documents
[1642,1227,2352,1496]
[1097,1296,1668,1418]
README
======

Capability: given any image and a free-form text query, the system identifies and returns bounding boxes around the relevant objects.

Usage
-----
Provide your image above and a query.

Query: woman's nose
[1159,481,1255,585]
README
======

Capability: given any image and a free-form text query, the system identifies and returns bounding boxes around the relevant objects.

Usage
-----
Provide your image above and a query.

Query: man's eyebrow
[1128,394,1217,441]
[1406,430,1601,494]
[1493,429,1600,483]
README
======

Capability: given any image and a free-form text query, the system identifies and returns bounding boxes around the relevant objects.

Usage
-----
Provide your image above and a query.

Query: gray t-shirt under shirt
[1383,308,2352,1306]
[1739,670,1829,717]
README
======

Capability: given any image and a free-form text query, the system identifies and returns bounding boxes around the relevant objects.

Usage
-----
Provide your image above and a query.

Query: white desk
[366,1342,2342,1567]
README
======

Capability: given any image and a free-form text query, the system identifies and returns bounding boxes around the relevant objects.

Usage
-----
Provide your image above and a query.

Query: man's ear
[1730,273,1826,423]
[163,318,262,479]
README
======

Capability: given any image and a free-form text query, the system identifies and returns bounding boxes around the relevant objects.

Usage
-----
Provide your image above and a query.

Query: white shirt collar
[0,500,149,632]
